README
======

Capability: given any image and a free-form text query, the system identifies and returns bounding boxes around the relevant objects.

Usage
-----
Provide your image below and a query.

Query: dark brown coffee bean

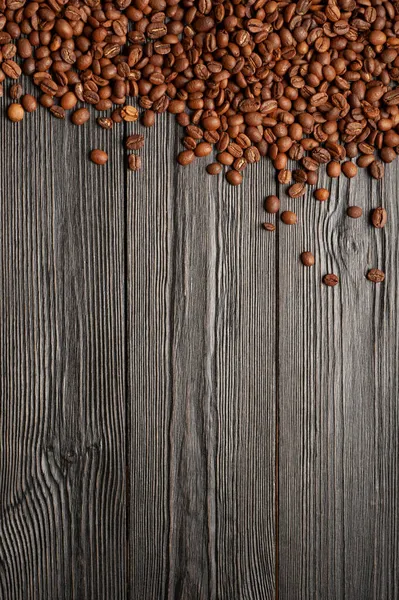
[195,142,212,157]
[263,222,276,231]
[90,149,108,165]
[50,105,65,119]
[367,269,385,283]
[264,195,280,214]
[347,206,363,219]
[97,117,113,130]
[342,161,358,179]
[323,274,339,287]
[371,207,387,229]
[281,211,297,225]
[9,83,23,100]
[369,160,385,180]
[300,252,315,267]
[126,134,145,150]
[128,154,142,171]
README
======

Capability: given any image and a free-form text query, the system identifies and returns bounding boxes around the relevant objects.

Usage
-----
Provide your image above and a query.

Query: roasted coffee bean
[128,154,142,171]
[288,183,306,198]
[367,269,385,283]
[347,206,363,219]
[369,160,385,180]
[7,103,24,122]
[126,134,145,150]
[264,195,280,214]
[226,170,243,186]
[71,108,90,126]
[342,161,358,179]
[314,188,330,202]
[50,105,65,119]
[90,149,108,165]
[9,84,23,100]
[281,211,297,225]
[371,207,387,229]
[206,163,222,175]
[21,94,37,113]
[121,105,139,122]
[300,252,315,267]
[323,274,339,287]
[177,150,195,166]
[263,222,276,231]
[97,117,113,130]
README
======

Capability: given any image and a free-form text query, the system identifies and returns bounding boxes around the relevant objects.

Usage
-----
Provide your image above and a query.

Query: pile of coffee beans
[0,0,392,282]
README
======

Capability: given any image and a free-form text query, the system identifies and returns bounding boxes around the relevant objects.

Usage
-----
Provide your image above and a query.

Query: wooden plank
[0,100,126,599]
[278,163,399,599]
[128,117,276,598]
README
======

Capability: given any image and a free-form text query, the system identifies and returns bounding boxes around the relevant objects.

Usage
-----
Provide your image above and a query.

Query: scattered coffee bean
[315,189,330,202]
[281,211,297,225]
[323,274,339,287]
[21,94,37,113]
[226,170,243,186]
[301,252,315,267]
[367,269,385,283]
[90,149,108,166]
[71,108,90,126]
[371,207,387,229]
[263,223,276,232]
[126,135,145,151]
[9,84,23,100]
[7,103,24,123]
[264,195,280,214]
[342,162,358,179]
[206,163,222,176]
[128,154,142,171]
[177,150,195,166]
[121,106,139,122]
[347,206,363,219]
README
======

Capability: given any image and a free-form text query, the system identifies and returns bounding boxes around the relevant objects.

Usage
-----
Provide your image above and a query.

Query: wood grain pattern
[127,115,276,599]
[1,88,398,600]
[0,99,126,599]
[278,164,399,600]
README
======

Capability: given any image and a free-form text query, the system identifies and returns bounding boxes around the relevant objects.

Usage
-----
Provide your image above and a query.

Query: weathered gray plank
[128,115,276,599]
[278,162,399,599]
[0,98,126,599]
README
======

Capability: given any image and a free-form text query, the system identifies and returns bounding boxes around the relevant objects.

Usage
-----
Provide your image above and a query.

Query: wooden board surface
[0,91,398,599]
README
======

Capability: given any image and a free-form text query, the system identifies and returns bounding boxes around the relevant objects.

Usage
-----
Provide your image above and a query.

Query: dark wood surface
[0,90,398,599]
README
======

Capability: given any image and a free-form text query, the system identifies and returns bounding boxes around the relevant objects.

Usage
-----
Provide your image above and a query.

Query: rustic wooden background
[0,84,398,600]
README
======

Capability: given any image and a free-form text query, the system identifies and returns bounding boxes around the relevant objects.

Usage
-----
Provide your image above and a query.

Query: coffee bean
[90,149,108,165]
[264,195,280,214]
[128,154,142,171]
[195,142,212,157]
[314,188,329,202]
[347,206,363,219]
[300,252,315,267]
[206,163,222,175]
[341,161,358,179]
[226,170,243,186]
[263,222,276,231]
[126,134,145,150]
[9,83,22,100]
[281,211,297,225]
[142,110,155,128]
[371,207,387,228]
[97,117,113,130]
[177,150,195,166]
[49,105,65,119]
[367,269,385,283]
[327,162,341,178]
[121,105,139,122]
[369,160,385,180]
[323,274,339,287]
[71,108,90,126]
[7,103,24,122]
[288,183,306,198]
